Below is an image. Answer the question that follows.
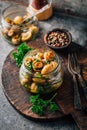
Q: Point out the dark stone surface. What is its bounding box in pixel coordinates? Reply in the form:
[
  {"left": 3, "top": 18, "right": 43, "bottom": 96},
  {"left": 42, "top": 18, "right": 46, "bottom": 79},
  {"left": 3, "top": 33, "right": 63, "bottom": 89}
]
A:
[{"left": 0, "top": 1, "right": 87, "bottom": 130}]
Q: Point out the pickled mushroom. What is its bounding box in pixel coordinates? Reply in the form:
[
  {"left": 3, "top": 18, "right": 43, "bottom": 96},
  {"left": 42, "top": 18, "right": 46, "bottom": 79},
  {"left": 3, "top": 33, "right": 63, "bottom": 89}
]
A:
[
  {"left": 11, "top": 25, "right": 21, "bottom": 34},
  {"left": 30, "top": 83, "right": 38, "bottom": 93},
  {"left": 36, "top": 52, "right": 44, "bottom": 59},
  {"left": 29, "top": 25, "right": 39, "bottom": 34},
  {"left": 41, "top": 63, "right": 53, "bottom": 75},
  {"left": 13, "top": 16, "right": 23, "bottom": 25},
  {"left": 32, "top": 77, "right": 45, "bottom": 84},
  {"left": 12, "top": 35, "right": 21, "bottom": 45},
  {"left": 5, "top": 17, "right": 13, "bottom": 24},
  {"left": 8, "top": 29, "right": 14, "bottom": 37},
  {"left": 51, "top": 61, "right": 58, "bottom": 70},
  {"left": 21, "top": 31, "right": 32, "bottom": 42},
  {"left": 44, "top": 51, "right": 55, "bottom": 61},
  {"left": 2, "top": 27, "right": 9, "bottom": 36},
  {"left": 20, "top": 78, "right": 29, "bottom": 86},
  {"left": 32, "top": 60, "right": 43, "bottom": 71},
  {"left": 24, "top": 57, "right": 33, "bottom": 67}
]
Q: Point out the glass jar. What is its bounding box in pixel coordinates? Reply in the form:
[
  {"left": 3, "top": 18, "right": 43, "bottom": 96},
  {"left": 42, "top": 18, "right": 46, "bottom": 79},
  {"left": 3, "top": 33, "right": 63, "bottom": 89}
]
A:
[
  {"left": 19, "top": 49, "right": 63, "bottom": 94},
  {"left": 29, "top": 0, "right": 51, "bottom": 10},
  {"left": 1, "top": 4, "right": 38, "bottom": 45},
  {"left": 27, "top": 0, "right": 53, "bottom": 20}
]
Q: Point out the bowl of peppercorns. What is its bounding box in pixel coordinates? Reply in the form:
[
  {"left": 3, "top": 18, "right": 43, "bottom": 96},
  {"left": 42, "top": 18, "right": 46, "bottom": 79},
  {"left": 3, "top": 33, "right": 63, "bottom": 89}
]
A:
[{"left": 44, "top": 28, "right": 72, "bottom": 49}]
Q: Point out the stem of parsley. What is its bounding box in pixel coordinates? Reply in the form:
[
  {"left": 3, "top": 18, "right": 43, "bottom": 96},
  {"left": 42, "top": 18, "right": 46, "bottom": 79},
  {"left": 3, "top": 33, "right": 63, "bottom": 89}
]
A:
[{"left": 47, "top": 92, "right": 57, "bottom": 103}]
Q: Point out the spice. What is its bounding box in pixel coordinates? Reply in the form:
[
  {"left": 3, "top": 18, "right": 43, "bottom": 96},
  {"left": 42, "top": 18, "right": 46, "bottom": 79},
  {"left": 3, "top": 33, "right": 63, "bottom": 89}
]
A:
[{"left": 47, "top": 31, "right": 69, "bottom": 47}]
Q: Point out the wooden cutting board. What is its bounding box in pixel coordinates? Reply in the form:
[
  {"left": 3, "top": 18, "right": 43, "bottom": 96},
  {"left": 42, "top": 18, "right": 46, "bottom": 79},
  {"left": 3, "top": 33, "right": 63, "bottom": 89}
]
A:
[{"left": 2, "top": 38, "right": 87, "bottom": 129}]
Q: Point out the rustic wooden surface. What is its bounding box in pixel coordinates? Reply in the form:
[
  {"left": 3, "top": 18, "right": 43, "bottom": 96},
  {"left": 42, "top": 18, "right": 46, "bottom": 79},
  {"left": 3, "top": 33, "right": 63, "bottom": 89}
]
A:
[{"left": 2, "top": 39, "right": 87, "bottom": 129}]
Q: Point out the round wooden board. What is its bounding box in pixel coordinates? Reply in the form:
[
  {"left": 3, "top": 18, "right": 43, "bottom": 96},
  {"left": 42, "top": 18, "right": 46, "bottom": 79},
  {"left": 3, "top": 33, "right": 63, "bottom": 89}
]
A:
[{"left": 2, "top": 38, "right": 87, "bottom": 122}]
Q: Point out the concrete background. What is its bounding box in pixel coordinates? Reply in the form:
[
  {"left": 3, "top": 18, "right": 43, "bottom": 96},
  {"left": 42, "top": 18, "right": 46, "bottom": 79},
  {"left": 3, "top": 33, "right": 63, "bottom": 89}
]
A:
[
  {"left": 1, "top": 0, "right": 87, "bottom": 18},
  {"left": 53, "top": 0, "right": 87, "bottom": 18},
  {"left": 0, "top": 1, "right": 87, "bottom": 130}
]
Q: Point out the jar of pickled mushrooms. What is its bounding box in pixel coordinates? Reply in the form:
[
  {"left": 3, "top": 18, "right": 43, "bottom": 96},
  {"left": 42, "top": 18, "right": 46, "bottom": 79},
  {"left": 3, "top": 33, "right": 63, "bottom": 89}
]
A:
[
  {"left": 1, "top": 4, "right": 38, "bottom": 45},
  {"left": 19, "top": 49, "right": 63, "bottom": 94}
]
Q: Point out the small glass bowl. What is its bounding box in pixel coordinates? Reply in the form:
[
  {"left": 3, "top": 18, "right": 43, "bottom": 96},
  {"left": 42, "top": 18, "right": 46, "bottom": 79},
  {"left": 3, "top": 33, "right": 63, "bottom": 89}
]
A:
[
  {"left": 1, "top": 4, "right": 38, "bottom": 45},
  {"left": 19, "top": 49, "right": 63, "bottom": 94}
]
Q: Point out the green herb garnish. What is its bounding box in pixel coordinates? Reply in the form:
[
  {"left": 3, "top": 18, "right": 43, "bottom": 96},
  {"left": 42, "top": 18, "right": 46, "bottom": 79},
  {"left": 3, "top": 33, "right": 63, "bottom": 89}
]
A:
[
  {"left": 13, "top": 43, "right": 33, "bottom": 67},
  {"left": 36, "top": 59, "right": 40, "bottom": 62},
  {"left": 49, "top": 102, "right": 59, "bottom": 112},
  {"left": 35, "top": 73, "right": 42, "bottom": 78},
  {"left": 27, "top": 62, "right": 32, "bottom": 71},
  {"left": 45, "top": 61, "right": 50, "bottom": 64},
  {"left": 30, "top": 93, "right": 59, "bottom": 116}
]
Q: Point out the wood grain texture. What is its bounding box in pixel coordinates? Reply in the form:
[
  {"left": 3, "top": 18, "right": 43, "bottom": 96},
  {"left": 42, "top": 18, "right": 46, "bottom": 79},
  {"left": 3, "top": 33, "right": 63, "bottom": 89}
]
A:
[
  {"left": 1, "top": 39, "right": 87, "bottom": 129},
  {"left": 1, "top": 39, "right": 64, "bottom": 120},
  {"left": 72, "top": 110, "right": 87, "bottom": 130}
]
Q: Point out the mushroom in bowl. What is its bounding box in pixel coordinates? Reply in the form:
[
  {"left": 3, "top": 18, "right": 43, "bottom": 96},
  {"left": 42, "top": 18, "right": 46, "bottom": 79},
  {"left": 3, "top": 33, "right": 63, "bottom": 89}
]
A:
[{"left": 44, "top": 28, "right": 72, "bottom": 49}]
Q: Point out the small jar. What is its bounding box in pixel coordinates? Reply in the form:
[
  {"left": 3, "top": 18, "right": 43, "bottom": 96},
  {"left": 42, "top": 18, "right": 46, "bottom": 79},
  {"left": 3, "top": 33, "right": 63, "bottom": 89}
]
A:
[
  {"left": 27, "top": 0, "right": 53, "bottom": 20},
  {"left": 1, "top": 4, "right": 38, "bottom": 45},
  {"left": 19, "top": 49, "right": 63, "bottom": 94},
  {"left": 29, "top": 0, "right": 49, "bottom": 10}
]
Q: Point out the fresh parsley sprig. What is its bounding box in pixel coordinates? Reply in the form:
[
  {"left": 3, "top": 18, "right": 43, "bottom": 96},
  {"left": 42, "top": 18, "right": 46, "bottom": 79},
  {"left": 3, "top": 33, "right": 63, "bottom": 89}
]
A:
[
  {"left": 30, "top": 93, "right": 59, "bottom": 116},
  {"left": 13, "top": 43, "right": 33, "bottom": 67}
]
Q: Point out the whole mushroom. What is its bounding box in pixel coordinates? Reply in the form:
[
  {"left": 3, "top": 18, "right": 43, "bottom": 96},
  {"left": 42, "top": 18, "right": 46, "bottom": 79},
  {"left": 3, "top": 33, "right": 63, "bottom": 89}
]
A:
[
  {"left": 12, "top": 35, "right": 21, "bottom": 45},
  {"left": 21, "top": 31, "right": 32, "bottom": 42},
  {"left": 13, "top": 16, "right": 23, "bottom": 25},
  {"left": 2, "top": 27, "right": 9, "bottom": 36}
]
